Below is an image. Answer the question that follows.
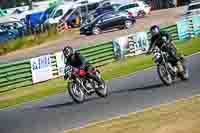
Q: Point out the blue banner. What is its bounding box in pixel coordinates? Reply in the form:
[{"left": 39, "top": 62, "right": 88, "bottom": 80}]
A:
[
  {"left": 192, "top": 15, "right": 200, "bottom": 35},
  {"left": 177, "top": 19, "right": 190, "bottom": 40}
]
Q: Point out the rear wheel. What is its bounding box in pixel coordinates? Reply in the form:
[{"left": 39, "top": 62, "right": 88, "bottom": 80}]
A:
[
  {"left": 179, "top": 62, "right": 189, "bottom": 80},
  {"left": 157, "top": 64, "right": 173, "bottom": 86},
  {"left": 68, "top": 81, "right": 85, "bottom": 103}
]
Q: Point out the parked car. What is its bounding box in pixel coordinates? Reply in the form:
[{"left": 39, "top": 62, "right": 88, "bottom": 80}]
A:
[
  {"left": 186, "top": 1, "right": 200, "bottom": 15},
  {"left": 45, "top": 3, "right": 74, "bottom": 25},
  {"left": 91, "top": 2, "right": 115, "bottom": 18},
  {"left": 0, "top": 28, "right": 14, "bottom": 44},
  {"left": 112, "top": 2, "right": 148, "bottom": 18},
  {"left": 46, "top": 0, "right": 104, "bottom": 26},
  {"left": 80, "top": 11, "right": 136, "bottom": 35},
  {"left": 59, "top": 0, "right": 106, "bottom": 28},
  {"left": 0, "top": 20, "right": 27, "bottom": 43}
]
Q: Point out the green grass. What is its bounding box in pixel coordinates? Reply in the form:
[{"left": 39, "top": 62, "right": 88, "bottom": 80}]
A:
[
  {"left": 0, "top": 79, "right": 66, "bottom": 108},
  {"left": 0, "top": 37, "right": 200, "bottom": 109}
]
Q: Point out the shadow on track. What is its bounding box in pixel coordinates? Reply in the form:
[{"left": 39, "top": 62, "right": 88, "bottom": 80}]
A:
[
  {"left": 38, "top": 83, "right": 164, "bottom": 110},
  {"left": 111, "top": 83, "right": 164, "bottom": 94}
]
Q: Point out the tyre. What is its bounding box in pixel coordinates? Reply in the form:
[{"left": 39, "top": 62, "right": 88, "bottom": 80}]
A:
[
  {"left": 124, "top": 20, "right": 133, "bottom": 29},
  {"left": 137, "top": 10, "right": 146, "bottom": 18},
  {"left": 95, "top": 80, "right": 108, "bottom": 97},
  {"left": 68, "top": 81, "right": 85, "bottom": 103},
  {"left": 157, "top": 64, "right": 173, "bottom": 86},
  {"left": 92, "top": 26, "right": 101, "bottom": 35},
  {"left": 94, "top": 71, "right": 108, "bottom": 97},
  {"left": 180, "top": 62, "right": 189, "bottom": 80}
]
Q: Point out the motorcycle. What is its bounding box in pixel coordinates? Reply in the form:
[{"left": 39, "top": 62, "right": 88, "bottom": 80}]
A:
[
  {"left": 152, "top": 45, "right": 189, "bottom": 86},
  {"left": 65, "top": 66, "right": 108, "bottom": 103}
]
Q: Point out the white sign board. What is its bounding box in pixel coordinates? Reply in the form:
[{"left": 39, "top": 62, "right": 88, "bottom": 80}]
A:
[
  {"left": 55, "top": 51, "right": 65, "bottom": 76},
  {"left": 113, "top": 32, "right": 149, "bottom": 58},
  {"left": 31, "top": 55, "right": 53, "bottom": 83}
]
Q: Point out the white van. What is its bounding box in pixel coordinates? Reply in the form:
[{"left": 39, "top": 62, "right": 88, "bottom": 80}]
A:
[
  {"left": 46, "top": 2, "right": 75, "bottom": 25},
  {"left": 46, "top": 0, "right": 104, "bottom": 25}
]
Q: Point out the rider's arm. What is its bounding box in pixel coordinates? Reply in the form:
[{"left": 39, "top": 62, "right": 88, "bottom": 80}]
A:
[
  {"left": 147, "top": 37, "right": 155, "bottom": 54},
  {"left": 76, "top": 52, "right": 90, "bottom": 67},
  {"left": 64, "top": 58, "right": 71, "bottom": 80},
  {"left": 161, "top": 31, "right": 172, "bottom": 42}
]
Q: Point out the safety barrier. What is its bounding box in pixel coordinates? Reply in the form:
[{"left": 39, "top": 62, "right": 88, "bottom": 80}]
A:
[
  {"left": 0, "top": 59, "right": 32, "bottom": 92},
  {"left": 78, "top": 41, "right": 114, "bottom": 67},
  {"left": 0, "top": 14, "right": 199, "bottom": 91},
  {"left": 0, "top": 41, "right": 114, "bottom": 91}
]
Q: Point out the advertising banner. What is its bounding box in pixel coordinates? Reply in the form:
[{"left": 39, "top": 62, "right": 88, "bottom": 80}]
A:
[
  {"left": 55, "top": 51, "right": 65, "bottom": 76},
  {"left": 113, "top": 35, "right": 128, "bottom": 59},
  {"left": 192, "top": 15, "right": 200, "bottom": 35},
  {"left": 130, "top": 32, "right": 149, "bottom": 56},
  {"left": 176, "top": 19, "right": 190, "bottom": 40},
  {"left": 113, "top": 32, "right": 149, "bottom": 59},
  {"left": 31, "top": 55, "right": 53, "bottom": 83}
]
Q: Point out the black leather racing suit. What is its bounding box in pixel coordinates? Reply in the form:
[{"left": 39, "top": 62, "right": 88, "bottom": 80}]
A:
[
  {"left": 148, "top": 31, "right": 179, "bottom": 66},
  {"left": 64, "top": 52, "right": 102, "bottom": 84}
]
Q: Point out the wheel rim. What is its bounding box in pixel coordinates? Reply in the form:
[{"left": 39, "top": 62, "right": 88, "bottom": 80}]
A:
[
  {"left": 93, "top": 27, "right": 100, "bottom": 35},
  {"left": 99, "top": 82, "right": 107, "bottom": 93},
  {"left": 138, "top": 11, "right": 145, "bottom": 17},
  {"left": 72, "top": 84, "right": 83, "bottom": 100},
  {"left": 160, "top": 65, "right": 172, "bottom": 82},
  {"left": 125, "top": 21, "right": 132, "bottom": 28}
]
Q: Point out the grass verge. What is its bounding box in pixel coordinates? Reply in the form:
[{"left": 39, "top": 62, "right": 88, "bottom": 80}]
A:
[
  {"left": 0, "top": 29, "right": 79, "bottom": 56},
  {"left": 65, "top": 95, "right": 200, "bottom": 133},
  {"left": 0, "top": 37, "right": 200, "bottom": 109}
]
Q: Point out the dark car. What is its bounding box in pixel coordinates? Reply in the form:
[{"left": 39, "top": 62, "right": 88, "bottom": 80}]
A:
[
  {"left": 0, "top": 21, "right": 26, "bottom": 44},
  {"left": 80, "top": 11, "right": 136, "bottom": 35},
  {"left": 92, "top": 3, "right": 115, "bottom": 18}
]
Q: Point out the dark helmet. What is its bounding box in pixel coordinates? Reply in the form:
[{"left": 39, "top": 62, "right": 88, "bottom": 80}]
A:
[
  {"left": 150, "top": 25, "right": 160, "bottom": 36},
  {"left": 63, "top": 46, "right": 74, "bottom": 58}
]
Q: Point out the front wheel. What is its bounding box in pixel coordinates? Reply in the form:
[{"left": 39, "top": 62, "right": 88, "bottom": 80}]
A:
[
  {"left": 95, "top": 80, "right": 108, "bottom": 97},
  {"left": 179, "top": 62, "right": 189, "bottom": 80},
  {"left": 94, "top": 71, "right": 108, "bottom": 97},
  {"left": 157, "top": 64, "right": 173, "bottom": 86},
  {"left": 68, "top": 81, "right": 85, "bottom": 103}
]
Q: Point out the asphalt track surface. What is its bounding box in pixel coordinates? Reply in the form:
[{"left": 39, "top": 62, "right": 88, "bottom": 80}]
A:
[{"left": 0, "top": 53, "right": 200, "bottom": 133}]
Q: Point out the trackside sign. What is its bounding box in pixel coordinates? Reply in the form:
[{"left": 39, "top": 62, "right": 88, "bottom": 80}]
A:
[{"left": 30, "top": 55, "right": 53, "bottom": 83}]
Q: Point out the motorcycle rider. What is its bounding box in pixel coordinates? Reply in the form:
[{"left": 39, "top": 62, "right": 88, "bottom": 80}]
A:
[
  {"left": 63, "top": 46, "right": 102, "bottom": 86},
  {"left": 147, "top": 25, "right": 184, "bottom": 73}
]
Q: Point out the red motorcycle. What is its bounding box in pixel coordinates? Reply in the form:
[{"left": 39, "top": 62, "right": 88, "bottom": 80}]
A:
[{"left": 65, "top": 66, "right": 108, "bottom": 103}]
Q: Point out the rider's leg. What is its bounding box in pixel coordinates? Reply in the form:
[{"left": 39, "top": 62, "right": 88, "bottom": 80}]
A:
[
  {"left": 86, "top": 72, "right": 102, "bottom": 85},
  {"left": 167, "top": 46, "right": 184, "bottom": 72}
]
